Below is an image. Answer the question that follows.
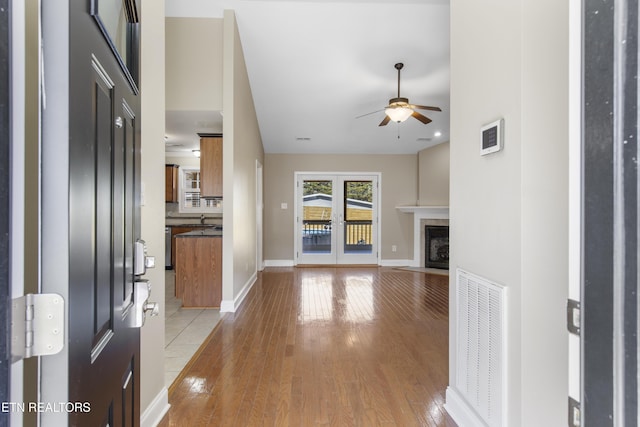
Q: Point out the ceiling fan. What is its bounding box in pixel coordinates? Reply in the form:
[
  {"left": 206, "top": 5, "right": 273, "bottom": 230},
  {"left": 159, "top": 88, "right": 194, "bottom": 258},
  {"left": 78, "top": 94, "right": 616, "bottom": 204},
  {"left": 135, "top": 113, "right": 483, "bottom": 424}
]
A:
[{"left": 359, "top": 63, "right": 441, "bottom": 126}]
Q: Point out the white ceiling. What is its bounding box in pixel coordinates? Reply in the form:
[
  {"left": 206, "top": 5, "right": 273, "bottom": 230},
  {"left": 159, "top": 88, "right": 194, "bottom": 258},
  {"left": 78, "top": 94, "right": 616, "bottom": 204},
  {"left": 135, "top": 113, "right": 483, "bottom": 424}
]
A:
[{"left": 165, "top": 0, "right": 450, "bottom": 156}]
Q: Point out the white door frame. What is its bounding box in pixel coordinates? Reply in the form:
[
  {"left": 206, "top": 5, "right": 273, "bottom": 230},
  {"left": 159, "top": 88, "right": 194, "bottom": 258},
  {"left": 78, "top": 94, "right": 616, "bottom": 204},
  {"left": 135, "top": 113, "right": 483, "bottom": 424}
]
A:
[
  {"left": 256, "top": 160, "right": 264, "bottom": 271},
  {"left": 567, "top": 0, "right": 581, "bottom": 411},
  {"left": 294, "top": 171, "right": 381, "bottom": 265}
]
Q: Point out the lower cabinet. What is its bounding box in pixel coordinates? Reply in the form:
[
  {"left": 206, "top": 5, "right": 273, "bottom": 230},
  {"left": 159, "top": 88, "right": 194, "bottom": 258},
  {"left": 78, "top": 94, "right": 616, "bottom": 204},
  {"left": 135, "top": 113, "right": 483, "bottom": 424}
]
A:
[
  {"left": 170, "top": 226, "right": 194, "bottom": 268},
  {"left": 170, "top": 225, "right": 213, "bottom": 267},
  {"left": 175, "top": 236, "right": 222, "bottom": 308}
]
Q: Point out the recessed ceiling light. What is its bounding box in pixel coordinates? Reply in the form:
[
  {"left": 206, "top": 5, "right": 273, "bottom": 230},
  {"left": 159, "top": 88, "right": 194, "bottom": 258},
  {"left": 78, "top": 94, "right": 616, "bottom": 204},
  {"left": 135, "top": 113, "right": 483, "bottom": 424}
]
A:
[{"left": 434, "top": 131, "right": 442, "bottom": 137}]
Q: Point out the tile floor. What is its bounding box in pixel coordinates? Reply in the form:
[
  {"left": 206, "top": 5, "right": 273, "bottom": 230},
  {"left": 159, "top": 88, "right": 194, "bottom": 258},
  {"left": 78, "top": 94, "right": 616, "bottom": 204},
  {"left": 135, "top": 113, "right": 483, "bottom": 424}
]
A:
[{"left": 164, "top": 270, "right": 222, "bottom": 387}]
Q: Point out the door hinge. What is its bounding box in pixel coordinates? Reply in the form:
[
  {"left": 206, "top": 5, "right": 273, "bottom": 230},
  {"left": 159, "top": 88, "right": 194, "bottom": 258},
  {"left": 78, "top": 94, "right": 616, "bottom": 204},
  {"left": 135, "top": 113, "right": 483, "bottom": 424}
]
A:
[
  {"left": 11, "top": 293, "right": 65, "bottom": 362},
  {"left": 568, "top": 396, "right": 580, "bottom": 427},
  {"left": 567, "top": 299, "right": 580, "bottom": 335}
]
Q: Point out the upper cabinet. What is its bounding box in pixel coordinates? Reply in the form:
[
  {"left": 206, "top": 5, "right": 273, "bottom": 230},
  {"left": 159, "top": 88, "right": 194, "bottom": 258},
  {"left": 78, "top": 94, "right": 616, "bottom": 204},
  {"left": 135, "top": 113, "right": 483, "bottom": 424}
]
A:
[
  {"left": 200, "top": 137, "right": 223, "bottom": 198},
  {"left": 165, "top": 164, "right": 179, "bottom": 203}
]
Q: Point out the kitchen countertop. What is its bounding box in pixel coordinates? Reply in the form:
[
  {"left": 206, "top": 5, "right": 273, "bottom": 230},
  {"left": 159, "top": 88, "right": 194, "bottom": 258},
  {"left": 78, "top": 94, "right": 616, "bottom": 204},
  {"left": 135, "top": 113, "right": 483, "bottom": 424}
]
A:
[{"left": 175, "top": 228, "right": 223, "bottom": 238}]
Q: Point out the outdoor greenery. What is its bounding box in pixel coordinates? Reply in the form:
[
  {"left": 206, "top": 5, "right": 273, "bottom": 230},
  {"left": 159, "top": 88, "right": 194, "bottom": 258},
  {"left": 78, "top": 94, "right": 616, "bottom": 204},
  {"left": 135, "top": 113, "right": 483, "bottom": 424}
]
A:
[{"left": 303, "top": 181, "right": 372, "bottom": 202}]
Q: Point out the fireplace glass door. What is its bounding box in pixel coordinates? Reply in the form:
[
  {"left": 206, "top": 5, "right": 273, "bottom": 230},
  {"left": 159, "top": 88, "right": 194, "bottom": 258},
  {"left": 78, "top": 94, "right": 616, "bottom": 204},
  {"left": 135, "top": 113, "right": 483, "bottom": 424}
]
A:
[{"left": 296, "top": 174, "right": 378, "bottom": 265}]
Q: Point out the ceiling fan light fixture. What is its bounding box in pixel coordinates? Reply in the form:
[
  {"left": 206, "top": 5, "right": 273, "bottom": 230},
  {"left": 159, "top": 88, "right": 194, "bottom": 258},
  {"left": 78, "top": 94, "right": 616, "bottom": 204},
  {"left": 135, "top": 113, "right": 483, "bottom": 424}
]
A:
[
  {"left": 358, "top": 64, "right": 441, "bottom": 127},
  {"left": 385, "top": 106, "right": 413, "bottom": 123}
]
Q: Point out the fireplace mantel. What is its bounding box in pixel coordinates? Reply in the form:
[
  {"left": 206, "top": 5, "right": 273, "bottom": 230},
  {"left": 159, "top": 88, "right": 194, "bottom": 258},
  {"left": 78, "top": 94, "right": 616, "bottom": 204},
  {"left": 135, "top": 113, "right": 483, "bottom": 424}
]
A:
[
  {"left": 396, "top": 205, "right": 449, "bottom": 217},
  {"left": 396, "top": 205, "right": 449, "bottom": 267}
]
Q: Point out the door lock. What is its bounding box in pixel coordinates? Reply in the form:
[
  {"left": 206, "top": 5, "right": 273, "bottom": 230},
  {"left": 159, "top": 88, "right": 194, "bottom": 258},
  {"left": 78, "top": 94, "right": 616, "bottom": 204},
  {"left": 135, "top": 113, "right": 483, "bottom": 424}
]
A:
[
  {"left": 132, "top": 280, "right": 159, "bottom": 327},
  {"left": 134, "top": 239, "right": 155, "bottom": 276}
]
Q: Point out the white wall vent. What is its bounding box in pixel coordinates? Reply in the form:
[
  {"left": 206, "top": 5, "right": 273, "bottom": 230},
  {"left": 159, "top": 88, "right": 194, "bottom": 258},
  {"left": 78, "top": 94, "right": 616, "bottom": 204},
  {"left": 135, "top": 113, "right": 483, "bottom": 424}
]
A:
[{"left": 455, "top": 268, "right": 506, "bottom": 427}]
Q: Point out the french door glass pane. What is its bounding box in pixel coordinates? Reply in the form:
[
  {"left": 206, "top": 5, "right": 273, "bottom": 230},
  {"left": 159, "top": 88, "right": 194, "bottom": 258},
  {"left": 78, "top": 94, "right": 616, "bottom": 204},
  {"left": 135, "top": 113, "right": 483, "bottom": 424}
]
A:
[
  {"left": 302, "top": 180, "right": 333, "bottom": 254},
  {"left": 343, "top": 181, "right": 373, "bottom": 254}
]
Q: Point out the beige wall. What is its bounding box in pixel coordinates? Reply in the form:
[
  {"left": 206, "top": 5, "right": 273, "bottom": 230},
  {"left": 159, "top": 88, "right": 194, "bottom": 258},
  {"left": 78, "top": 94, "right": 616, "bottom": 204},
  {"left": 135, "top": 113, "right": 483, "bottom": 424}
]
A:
[
  {"left": 448, "top": 0, "right": 568, "bottom": 425},
  {"left": 140, "top": 0, "right": 167, "bottom": 420},
  {"left": 222, "top": 11, "right": 265, "bottom": 307},
  {"left": 165, "top": 17, "right": 223, "bottom": 111},
  {"left": 263, "top": 154, "right": 417, "bottom": 262},
  {"left": 418, "top": 141, "right": 449, "bottom": 206}
]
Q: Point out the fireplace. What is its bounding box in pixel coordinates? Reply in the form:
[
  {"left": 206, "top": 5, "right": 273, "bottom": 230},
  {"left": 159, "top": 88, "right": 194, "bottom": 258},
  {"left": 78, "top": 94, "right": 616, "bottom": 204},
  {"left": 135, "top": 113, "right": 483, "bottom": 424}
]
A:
[{"left": 425, "top": 226, "right": 449, "bottom": 269}]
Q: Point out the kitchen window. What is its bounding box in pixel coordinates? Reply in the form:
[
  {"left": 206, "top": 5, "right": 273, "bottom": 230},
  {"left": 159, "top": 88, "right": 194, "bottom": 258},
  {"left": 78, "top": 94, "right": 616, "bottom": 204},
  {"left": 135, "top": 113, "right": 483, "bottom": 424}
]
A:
[{"left": 179, "top": 168, "right": 220, "bottom": 213}]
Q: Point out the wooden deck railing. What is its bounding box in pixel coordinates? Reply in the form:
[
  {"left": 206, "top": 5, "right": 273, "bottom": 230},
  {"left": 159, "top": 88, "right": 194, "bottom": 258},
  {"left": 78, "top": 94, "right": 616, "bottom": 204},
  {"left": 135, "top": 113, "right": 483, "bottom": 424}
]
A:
[{"left": 302, "top": 220, "right": 372, "bottom": 245}]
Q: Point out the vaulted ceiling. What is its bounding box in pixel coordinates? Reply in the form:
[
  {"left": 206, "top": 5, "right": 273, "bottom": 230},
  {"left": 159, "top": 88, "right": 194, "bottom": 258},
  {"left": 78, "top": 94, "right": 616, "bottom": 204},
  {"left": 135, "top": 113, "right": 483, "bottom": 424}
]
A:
[{"left": 165, "top": 0, "right": 450, "bottom": 155}]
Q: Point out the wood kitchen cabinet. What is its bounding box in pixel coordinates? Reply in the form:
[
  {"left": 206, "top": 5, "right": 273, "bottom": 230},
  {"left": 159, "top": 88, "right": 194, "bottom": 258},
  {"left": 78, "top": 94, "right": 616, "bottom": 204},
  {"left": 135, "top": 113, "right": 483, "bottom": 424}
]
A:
[
  {"left": 175, "top": 234, "right": 222, "bottom": 307},
  {"left": 200, "top": 136, "right": 223, "bottom": 198},
  {"left": 170, "top": 226, "right": 197, "bottom": 268},
  {"left": 165, "top": 164, "right": 179, "bottom": 203}
]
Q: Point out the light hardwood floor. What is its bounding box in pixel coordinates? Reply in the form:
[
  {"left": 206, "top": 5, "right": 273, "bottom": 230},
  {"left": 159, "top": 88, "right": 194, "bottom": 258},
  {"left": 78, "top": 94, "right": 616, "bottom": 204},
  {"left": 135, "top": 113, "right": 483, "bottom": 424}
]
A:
[{"left": 159, "top": 267, "right": 456, "bottom": 427}]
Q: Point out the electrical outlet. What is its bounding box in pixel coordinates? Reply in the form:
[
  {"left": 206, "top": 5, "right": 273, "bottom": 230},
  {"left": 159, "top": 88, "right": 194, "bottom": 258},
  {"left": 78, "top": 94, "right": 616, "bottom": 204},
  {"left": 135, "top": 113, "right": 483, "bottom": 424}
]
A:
[{"left": 391, "top": 245, "right": 397, "bottom": 252}]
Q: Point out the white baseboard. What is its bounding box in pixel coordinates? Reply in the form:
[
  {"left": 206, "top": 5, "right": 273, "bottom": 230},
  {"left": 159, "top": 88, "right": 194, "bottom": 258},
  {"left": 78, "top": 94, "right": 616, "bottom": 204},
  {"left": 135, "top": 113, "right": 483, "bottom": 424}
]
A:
[
  {"left": 444, "top": 386, "right": 488, "bottom": 427},
  {"left": 140, "top": 387, "right": 170, "bottom": 427},
  {"left": 220, "top": 300, "right": 235, "bottom": 312},
  {"left": 264, "top": 259, "right": 294, "bottom": 267},
  {"left": 379, "top": 259, "right": 412, "bottom": 267},
  {"left": 220, "top": 271, "right": 257, "bottom": 312}
]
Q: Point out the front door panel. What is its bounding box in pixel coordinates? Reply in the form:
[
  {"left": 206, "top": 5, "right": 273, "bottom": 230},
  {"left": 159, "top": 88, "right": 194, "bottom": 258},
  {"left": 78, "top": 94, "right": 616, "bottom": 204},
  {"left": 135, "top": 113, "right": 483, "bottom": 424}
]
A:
[{"left": 67, "top": 2, "right": 141, "bottom": 425}]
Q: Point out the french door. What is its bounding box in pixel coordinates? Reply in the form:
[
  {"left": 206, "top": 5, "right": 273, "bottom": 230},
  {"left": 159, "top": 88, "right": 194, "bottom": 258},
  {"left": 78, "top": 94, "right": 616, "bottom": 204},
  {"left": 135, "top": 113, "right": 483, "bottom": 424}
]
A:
[{"left": 296, "top": 173, "right": 379, "bottom": 265}]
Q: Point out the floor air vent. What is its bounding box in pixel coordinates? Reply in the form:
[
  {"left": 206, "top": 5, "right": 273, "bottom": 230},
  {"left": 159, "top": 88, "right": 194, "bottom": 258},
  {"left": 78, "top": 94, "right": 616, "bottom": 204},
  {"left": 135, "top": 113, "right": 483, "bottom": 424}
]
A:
[{"left": 455, "top": 268, "right": 506, "bottom": 427}]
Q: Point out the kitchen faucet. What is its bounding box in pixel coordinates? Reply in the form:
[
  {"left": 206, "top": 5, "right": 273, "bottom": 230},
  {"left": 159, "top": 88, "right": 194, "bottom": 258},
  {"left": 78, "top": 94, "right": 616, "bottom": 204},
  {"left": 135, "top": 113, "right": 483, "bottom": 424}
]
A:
[{"left": 200, "top": 214, "right": 205, "bottom": 224}]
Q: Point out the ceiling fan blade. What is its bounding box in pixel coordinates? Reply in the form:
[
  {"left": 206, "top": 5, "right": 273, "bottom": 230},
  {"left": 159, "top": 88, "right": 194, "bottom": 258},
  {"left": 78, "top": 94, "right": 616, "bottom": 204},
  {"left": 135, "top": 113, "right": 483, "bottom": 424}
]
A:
[
  {"left": 356, "top": 109, "right": 385, "bottom": 119},
  {"left": 412, "top": 111, "right": 432, "bottom": 124},
  {"left": 378, "top": 115, "right": 391, "bottom": 126},
  {"left": 411, "top": 104, "right": 442, "bottom": 112}
]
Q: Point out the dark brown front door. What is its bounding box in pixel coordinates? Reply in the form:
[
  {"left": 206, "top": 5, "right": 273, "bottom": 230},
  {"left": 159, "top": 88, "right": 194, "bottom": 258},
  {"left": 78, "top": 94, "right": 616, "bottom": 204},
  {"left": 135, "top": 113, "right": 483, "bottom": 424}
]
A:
[
  {"left": 582, "top": 0, "right": 639, "bottom": 424},
  {"left": 41, "top": 1, "right": 142, "bottom": 425},
  {"left": 69, "top": 2, "right": 141, "bottom": 425}
]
